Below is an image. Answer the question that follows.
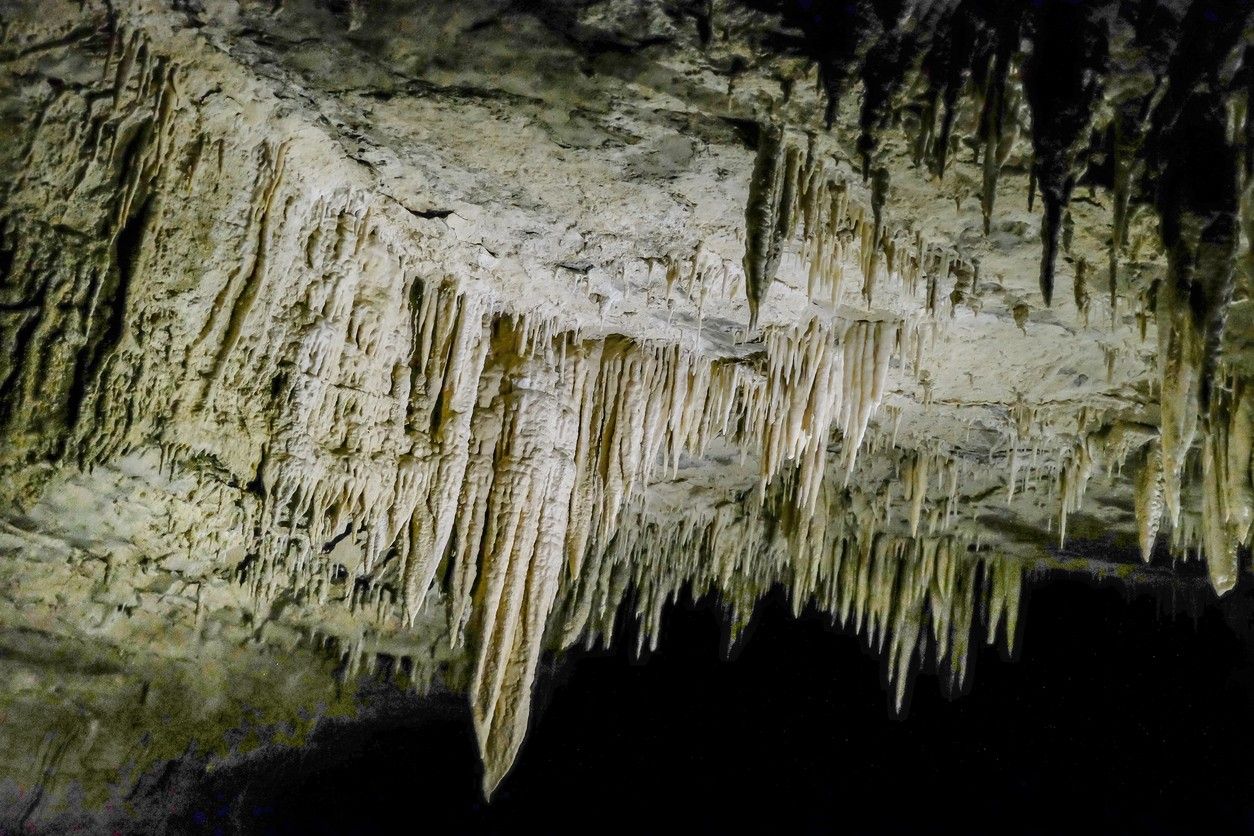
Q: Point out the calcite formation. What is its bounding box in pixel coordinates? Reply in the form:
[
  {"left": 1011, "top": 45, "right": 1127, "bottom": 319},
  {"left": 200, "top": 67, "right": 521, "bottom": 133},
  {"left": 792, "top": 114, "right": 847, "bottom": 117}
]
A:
[{"left": 0, "top": 0, "right": 1250, "bottom": 824}]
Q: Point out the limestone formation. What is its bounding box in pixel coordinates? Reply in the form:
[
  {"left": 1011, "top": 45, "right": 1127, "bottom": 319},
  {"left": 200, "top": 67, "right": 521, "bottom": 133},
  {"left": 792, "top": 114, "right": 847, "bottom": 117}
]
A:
[{"left": 0, "top": 0, "right": 1250, "bottom": 826}]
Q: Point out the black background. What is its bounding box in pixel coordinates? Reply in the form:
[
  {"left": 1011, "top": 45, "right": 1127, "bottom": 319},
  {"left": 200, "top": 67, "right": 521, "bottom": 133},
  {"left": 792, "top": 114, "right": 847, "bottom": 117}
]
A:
[{"left": 179, "top": 574, "right": 1254, "bottom": 835}]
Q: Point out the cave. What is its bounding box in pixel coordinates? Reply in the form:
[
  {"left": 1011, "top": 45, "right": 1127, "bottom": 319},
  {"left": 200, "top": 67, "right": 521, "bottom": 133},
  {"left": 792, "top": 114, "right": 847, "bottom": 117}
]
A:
[{"left": 0, "top": 0, "right": 1252, "bottom": 832}]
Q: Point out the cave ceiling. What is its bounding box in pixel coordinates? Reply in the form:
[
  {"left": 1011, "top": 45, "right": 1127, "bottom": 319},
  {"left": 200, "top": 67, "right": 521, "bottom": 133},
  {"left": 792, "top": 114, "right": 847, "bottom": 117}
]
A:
[{"left": 0, "top": 0, "right": 1251, "bottom": 822}]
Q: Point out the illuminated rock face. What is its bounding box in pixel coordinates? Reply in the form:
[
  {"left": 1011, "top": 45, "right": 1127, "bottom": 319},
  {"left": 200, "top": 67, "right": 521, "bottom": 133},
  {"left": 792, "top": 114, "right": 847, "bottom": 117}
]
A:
[{"left": 0, "top": 0, "right": 1250, "bottom": 820}]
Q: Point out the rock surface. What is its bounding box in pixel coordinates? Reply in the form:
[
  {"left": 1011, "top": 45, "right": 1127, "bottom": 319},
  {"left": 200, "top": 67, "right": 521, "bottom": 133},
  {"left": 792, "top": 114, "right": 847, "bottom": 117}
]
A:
[{"left": 0, "top": 0, "right": 1250, "bottom": 822}]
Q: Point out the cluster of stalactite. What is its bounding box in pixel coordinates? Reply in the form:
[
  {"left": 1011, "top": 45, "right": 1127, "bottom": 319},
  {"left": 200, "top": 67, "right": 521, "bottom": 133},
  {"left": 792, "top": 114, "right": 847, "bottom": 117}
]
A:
[
  {"left": 3, "top": 0, "right": 1251, "bottom": 807},
  {"left": 742, "top": 124, "right": 981, "bottom": 319},
  {"left": 559, "top": 467, "right": 1023, "bottom": 714},
  {"left": 1124, "top": 380, "right": 1254, "bottom": 591},
  {"left": 251, "top": 304, "right": 919, "bottom": 791},
  {"left": 749, "top": 0, "right": 1248, "bottom": 319},
  {"left": 0, "top": 23, "right": 952, "bottom": 794},
  {"left": 740, "top": 0, "right": 1254, "bottom": 587},
  {"left": 1042, "top": 393, "right": 1254, "bottom": 592}
]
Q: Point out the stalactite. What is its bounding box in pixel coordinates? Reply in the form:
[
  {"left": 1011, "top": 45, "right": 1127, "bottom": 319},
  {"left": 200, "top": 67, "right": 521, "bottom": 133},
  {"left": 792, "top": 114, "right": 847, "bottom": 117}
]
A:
[
  {"left": 838, "top": 319, "right": 897, "bottom": 477},
  {"left": 918, "top": 7, "right": 979, "bottom": 182},
  {"left": 1057, "top": 437, "right": 1094, "bottom": 549},
  {"left": 1023, "top": 1, "right": 1111, "bottom": 307},
  {"left": 1201, "top": 420, "right": 1238, "bottom": 594},
  {"left": 978, "top": 13, "right": 1021, "bottom": 236},
  {"left": 1072, "top": 257, "right": 1091, "bottom": 327},
  {"left": 1107, "top": 44, "right": 1163, "bottom": 327},
  {"left": 742, "top": 124, "right": 801, "bottom": 328},
  {"left": 864, "top": 166, "right": 891, "bottom": 306},
  {"left": 1134, "top": 439, "right": 1164, "bottom": 563},
  {"left": 906, "top": 450, "right": 929, "bottom": 538}
]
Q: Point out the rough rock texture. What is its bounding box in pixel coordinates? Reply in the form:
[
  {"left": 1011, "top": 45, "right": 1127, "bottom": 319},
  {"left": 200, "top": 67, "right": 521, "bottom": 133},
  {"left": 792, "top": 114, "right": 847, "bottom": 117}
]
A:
[{"left": 0, "top": 0, "right": 1250, "bottom": 823}]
